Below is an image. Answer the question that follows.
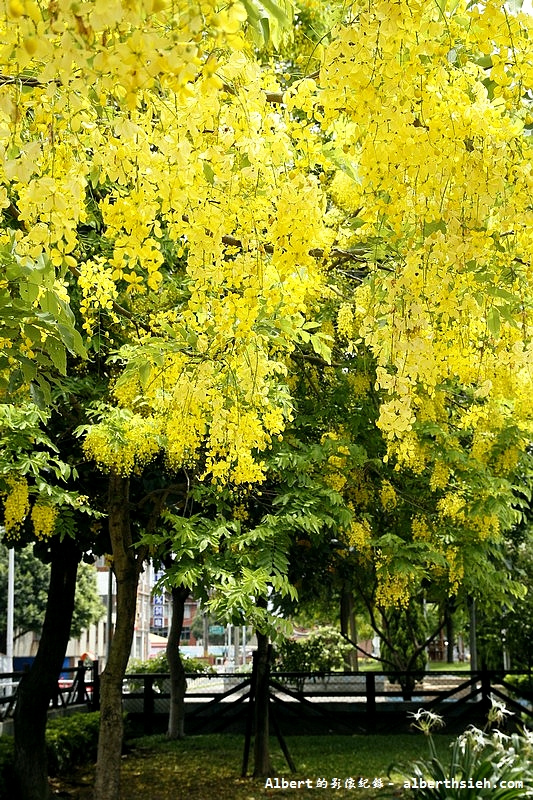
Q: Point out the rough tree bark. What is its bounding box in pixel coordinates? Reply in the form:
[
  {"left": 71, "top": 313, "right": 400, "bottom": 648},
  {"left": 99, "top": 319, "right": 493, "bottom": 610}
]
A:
[
  {"left": 253, "top": 631, "right": 273, "bottom": 778},
  {"left": 93, "top": 474, "right": 146, "bottom": 800},
  {"left": 166, "top": 584, "right": 190, "bottom": 739},
  {"left": 14, "top": 535, "right": 80, "bottom": 800}
]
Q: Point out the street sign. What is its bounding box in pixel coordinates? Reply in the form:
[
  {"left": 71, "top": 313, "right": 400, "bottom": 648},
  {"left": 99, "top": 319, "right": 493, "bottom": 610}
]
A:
[{"left": 209, "top": 625, "right": 225, "bottom": 635}]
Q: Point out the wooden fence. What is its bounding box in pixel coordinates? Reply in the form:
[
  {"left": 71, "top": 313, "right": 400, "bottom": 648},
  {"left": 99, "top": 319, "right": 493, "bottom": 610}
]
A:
[
  {"left": 1, "top": 665, "right": 532, "bottom": 737},
  {"left": 0, "top": 661, "right": 97, "bottom": 723},
  {"left": 120, "top": 669, "right": 533, "bottom": 736}
]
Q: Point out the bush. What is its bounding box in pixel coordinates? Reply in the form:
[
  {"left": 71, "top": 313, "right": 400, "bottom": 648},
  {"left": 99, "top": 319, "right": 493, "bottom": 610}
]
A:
[
  {"left": 127, "top": 652, "right": 214, "bottom": 675},
  {"left": 126, "top": 652, "right": 215, "bottom": 692},
  {"left": 46, "top": 711, "right": 101, "bottom": 776},
  {"left": 0, "top": 711, "right": 101, "bottom": 795},
  {"left": 0, "top": 736, "right": 14, "bottom": 800},
  {"left": 504, "top": 673, "right": 533, "bottom": 700},
  {"left": 274, "top": 626, "right": 353, "bottom": 674},
  {"left": 273, "top": 626, "right": 353, "bottom": 691}
]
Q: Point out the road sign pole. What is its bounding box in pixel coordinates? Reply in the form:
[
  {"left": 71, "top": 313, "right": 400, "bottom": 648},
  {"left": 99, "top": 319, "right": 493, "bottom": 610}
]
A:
[{"left": 6, "top": 548, "right": 15, "bottom": 671}]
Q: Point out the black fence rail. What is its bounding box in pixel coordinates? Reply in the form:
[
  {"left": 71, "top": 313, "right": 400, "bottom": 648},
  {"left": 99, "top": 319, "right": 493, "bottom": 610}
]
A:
[
  {"left": 1, "top": 667, "right": 531, "bottom": 735},
  {"left": 0, "top": 661, "right": 97, "bottom": 723},
  {"left": 120, "top": 669, "right": 533, "bottom": 736}
]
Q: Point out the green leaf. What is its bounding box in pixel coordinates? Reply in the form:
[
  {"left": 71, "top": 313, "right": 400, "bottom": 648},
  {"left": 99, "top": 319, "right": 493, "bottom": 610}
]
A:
[
  {"left": 139, "top": 361, "right": 151, "bottom": 387},
  {"left": 56, "top": 323, "right": 86, "bottom": 357},
  {"left": 202, "top": 161, "right": 215, "bottom": 185},
  {"left": 29, "top": 381, "right": 47, "bottom": 409},
  {"left": 47, "top": 339, "right": 67, "bottom": 374},
  {"left": 310, "top": 332, "right": 332, "bottom": 364},
  {"left": 487, "top": 307, "right": 501, "bottom": 338},
  {"left": 259, "top": 0, "right": 292, "bottom": 27},
  {"left": 259, "top": 15, "right": 270, "bottom": 44},
  {"left": 322, "top": 143, "right": 359, "bottom": 183}
]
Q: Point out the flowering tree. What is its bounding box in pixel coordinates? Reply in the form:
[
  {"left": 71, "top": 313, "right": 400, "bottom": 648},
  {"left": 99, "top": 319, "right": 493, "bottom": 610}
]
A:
[{"left": 1, "top": 0, "right": 533, "bottom": 797}]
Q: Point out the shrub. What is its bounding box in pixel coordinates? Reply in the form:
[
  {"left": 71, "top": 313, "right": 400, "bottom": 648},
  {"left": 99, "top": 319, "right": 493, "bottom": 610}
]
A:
[
  {"left": 0, "top": 736, "right": 14, "bottom": 800},
  {"left": 0, "top": 711, "right": 101, "bottom": 795},
  {"left": 274, "top": 626, "right": 353, "bottom": 674},
  {"left": 46, "top": 711, "right": 101, "bottom": 776},
  {"left": 273, "top": 626, "right": 354, "bottom": 691},
  {"left": 504, "top": 673, "right": 533, "bottom": 700},
  {"left": 126, "top": 652, "right": 214, "bottom": 692}
]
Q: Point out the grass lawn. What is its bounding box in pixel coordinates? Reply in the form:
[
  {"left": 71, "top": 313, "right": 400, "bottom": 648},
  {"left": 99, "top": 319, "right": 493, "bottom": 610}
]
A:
[
  {"left": 426, "top": 661, "right": 470, "bottom": 672},
  {"left": 354, "top": 659, "right": 471, "bottom": 672},
  {"left": 53, "top": 732, "right": 456, "bottom": 799}
]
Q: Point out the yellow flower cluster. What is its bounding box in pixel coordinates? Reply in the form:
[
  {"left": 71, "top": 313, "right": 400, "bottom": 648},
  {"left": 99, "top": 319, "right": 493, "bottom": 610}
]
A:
[
  {"left": 429, "top": 461, "right": 450, "bottom": 492},
  {"left": 411, "top": 515, "right": 432, "bottom": 543},
  {"left": 493, "top": 446, "right": 521, "bottom": 476},
  {"left": 31, "top": 502, "right": 58, "bottom": 539},
  {"left": 386, "top": 433, "right": 427, "bottom": 475},
  {"left": 78, "top": 257, "right": 119, "bottom": 332},
  {"left": 329, "top": 171, "right": 362, "bottom": 216},
  {"left": 446, "top": 547, "right": 464, "bottom": 595},
  {"left": 324, "top": 470, "right": 347, "bottom": 493},
  {"left": 347, "top": 372, "right": 370, "bottom": 398},
  {"left": 336, "top": 303, "right": 355, "bottom": 342},
  {"left": 346, "top": 469, "right": 373, "bottom": 508},
  {"left": 379, "top": 480, "right": 397, "bottom": 511},
  {"left": 232, "top": 503, "right": 249, "bottom": 522},
  {"left": 469, "top": 514, "right": 500, "bottom": 541},
  {"left": 317, "top": 0, "right": 533, "bottom": 456},
  {"left": 83, "top": 414, "right": 161, "bottom": 475},
  {"left": 0, "top": 0, "right": 334, "bottom": 486},
  {"left": 375, "top": 554, "right": 411, "bottom": 609},
  {"left": 437, "top": 493, "right": 466, "bottom": 522},
  {"left": 345, "top": 517, "right": 372, "bottom": 558},
  {"left": 3, "top": 477, "right": 29, "bottom": 538}
]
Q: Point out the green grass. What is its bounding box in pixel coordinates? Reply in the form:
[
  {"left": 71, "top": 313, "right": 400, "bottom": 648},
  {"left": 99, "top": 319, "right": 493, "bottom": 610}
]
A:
[
  {"left": 354, "top": 659, "right": 471, "bottom": 672},
  {"left": 426, "top": 661, "right": 470, "bottom": 672},
  {"left": 53, "top": 732, "right": 456, "bottom": 799}
]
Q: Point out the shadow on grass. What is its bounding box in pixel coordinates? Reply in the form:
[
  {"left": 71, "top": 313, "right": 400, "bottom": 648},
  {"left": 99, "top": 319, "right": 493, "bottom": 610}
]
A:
[{"left": 51, "top": 732, "right": 455, "bottom": 799}]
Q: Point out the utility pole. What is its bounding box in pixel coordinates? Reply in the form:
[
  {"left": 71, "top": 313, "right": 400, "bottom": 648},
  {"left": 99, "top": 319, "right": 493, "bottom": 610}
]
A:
[
  {"left": 106, "top": 566, "right": 114, "bottom": 665},
  {"left": 6, "top": 548, "right": 14, "bottom": 671},
  {"left": 202, "top": 610, "right": 209, "bottom": 659}
]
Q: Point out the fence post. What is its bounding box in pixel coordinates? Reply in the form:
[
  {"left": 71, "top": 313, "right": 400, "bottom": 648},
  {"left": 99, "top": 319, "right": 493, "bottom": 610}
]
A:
[
  {"left": 52, "top": 676, "right": 60, "bottom": 708},
  {"left": 144, "top": 675, "right": 155, "bottom": 735},
  {"left": 481, "top": 668, "right": 491, "bottom": 715},
  {"left": 366, "top": 673, "right": 376, "bottom": 732},
  {"left": 92, "top": 660, "right": 100, "bottom": 711},
  {"left": 76, "top": 660, "right": 86, "bottom": 705}
]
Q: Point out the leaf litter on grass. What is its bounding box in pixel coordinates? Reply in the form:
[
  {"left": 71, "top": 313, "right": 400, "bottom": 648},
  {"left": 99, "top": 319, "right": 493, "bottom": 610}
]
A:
[{"left": 51, "top": 733, "right": 453, "bottom": 799}]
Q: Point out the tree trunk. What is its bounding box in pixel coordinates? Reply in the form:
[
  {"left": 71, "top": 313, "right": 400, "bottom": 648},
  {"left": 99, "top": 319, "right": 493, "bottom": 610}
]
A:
[
  {"left": 340, "top": 587, "right": 358, "bottom": 671},
  {"left": 94, "top": 475, "right": 142, "bottom": 800},
  {"left": 253, "top": 631, "right": 272, "bottom": 778},
  {"left": 14, "top": 535, "right": 80, "bottom": 800},
  {"left": 469, "top": 596, "right": 478, "bottom": 672},
  {"left": 167, "top": 585, "right": 189, "bottom": 739},
  {"left": 445, "top": 606, "right": 454, "bottom": 664}
]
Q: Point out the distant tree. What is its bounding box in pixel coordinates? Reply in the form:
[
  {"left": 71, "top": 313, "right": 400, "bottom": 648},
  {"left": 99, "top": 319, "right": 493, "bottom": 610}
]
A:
[
  {"left": 379, "top": 600, "right": 429, "bottom": 701},
  {"left": 0, "top": 543, "right": 104, "bottom": 652},
  {"left": 0, "top": 543, "right": 48, "bottom": 650}
]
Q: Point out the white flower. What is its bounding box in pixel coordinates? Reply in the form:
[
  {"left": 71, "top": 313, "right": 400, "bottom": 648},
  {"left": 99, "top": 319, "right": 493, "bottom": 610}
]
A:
[
  {"left": 409, "top": 708, "right": 444, "bottom": 734},
  {"left": 488, "top": 696, "right": 513, "bottom": 726}
]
